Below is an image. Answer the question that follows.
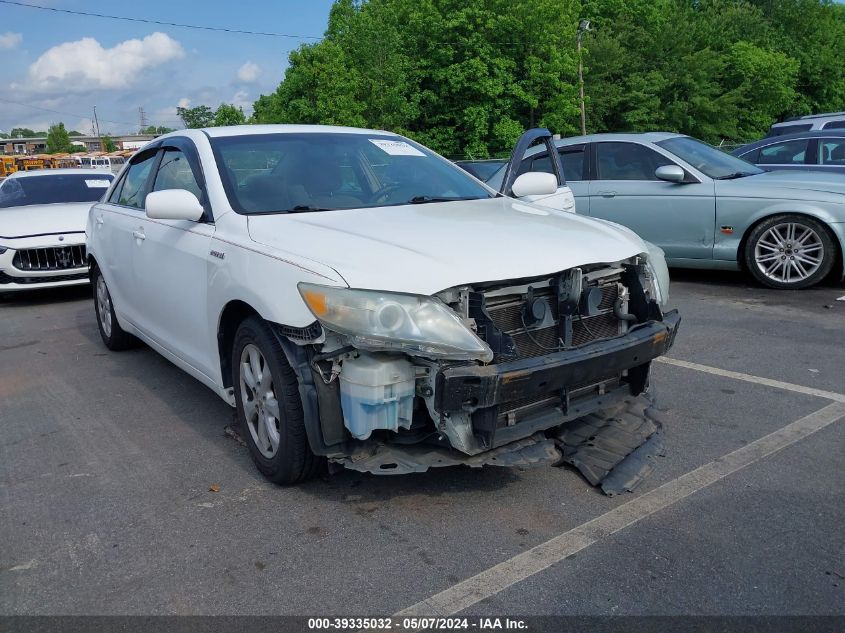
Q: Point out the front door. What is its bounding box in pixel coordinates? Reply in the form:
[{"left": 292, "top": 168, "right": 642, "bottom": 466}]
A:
[
  {"left": 586, "top": 141, "right": 716, "bottom": 260},
  {"left": 131, "top": 141, "right": 215, "bottom": 376},
  {"left": 94, "top": 148, "right": 159, "bottom": 325}
]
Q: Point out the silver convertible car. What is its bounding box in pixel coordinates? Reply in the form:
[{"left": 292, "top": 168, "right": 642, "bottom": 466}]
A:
[{"left": 489, "top": 133, "right": 845, "bottom": 289}]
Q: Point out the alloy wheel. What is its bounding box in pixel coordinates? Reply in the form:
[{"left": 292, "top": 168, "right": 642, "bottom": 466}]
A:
[
  {"left": 96, "top": 275, "right": 113, "bottom": 338},
  {"left": 754, "top": 222, "right": 824, "bottom": 285},
  {"left": 239, "top": 343, "right": 282, "bottom": 458}
]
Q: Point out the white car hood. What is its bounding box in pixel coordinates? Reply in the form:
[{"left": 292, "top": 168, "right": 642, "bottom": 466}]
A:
[
  {"left": 0, "top": 203, "right": 92, "bottom": 239},
  {"left": 247, "top": 197, "right": 646, "bottom": 295}
]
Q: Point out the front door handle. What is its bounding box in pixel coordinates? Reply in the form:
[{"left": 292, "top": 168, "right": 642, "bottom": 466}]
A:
[
  {"left": 132, "top": 229, "right": 146, "bottom": 241},
  {"left": 95, "top": 216, "right": 104, "bottom": 226},
  {"left": 597, "top": 190, "right": 617, "bottom": 198}
]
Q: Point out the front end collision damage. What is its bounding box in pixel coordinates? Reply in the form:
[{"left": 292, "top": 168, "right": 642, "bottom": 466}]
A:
[{"left": 268, "top": 258, "right": 680, "bottom": 492}]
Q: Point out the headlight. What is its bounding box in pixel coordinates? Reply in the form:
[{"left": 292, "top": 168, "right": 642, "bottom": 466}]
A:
[
  {"left": 642, "top": 242, "right": 670, "bottom": 308},
  {"left": 298, "top": 283, "right": 494, "bottom": 362}
]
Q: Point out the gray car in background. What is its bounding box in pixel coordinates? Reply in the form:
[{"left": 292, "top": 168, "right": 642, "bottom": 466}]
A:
[
  {"left": 489, "top": 132, "right": 845, "bottom": 289},
  {"left": 730, "top": 130, "right": 845, "bottom": 175}
]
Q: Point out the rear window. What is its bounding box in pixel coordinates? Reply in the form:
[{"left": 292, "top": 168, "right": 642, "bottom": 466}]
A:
[{"left": 0, "top": 174, "right": 114, "bottom": 209}]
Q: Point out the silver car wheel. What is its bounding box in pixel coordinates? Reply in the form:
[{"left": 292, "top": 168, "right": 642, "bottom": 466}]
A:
[
  {"left": 96, "top": 275, "right": 113, "bottom": 338},
  {"left": 754, "top": 222, "right": 824, "bottom": 285},
  {"left": 239, "top": 343, "right": 282, "bottom": 458}
]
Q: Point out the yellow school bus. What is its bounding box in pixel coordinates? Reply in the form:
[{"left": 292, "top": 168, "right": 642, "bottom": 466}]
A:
[
  {"left": 0, "top": 156, "right": 17, "bottom": 178},
  {"left": 16, "top": 156, "right": 46, "bottom": 171}
]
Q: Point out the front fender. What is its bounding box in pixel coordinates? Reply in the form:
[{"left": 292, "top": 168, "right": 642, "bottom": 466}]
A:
[{"left": 715, "top": 198, "right": 845, "bottom": 275}]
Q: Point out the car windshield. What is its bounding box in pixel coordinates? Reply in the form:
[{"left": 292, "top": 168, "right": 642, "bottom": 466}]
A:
[
  {"left": 656, "top": 136, "right": 763, "bottom": 179},
  {"left": 210, "top": 132, "right": 493, "bottom": 214},
  {"left": 0, "top": 173, "right": 114, "bottom": 209}
]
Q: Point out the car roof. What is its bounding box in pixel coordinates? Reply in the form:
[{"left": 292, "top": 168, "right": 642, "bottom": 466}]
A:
[
  {"left": 158, "top": 124, "right": 399, "bottom": 141},
  {"left": 733, "top": 129, "right": 845, "bottom": 153},
  {"left": 773, "top": 112, "right": 845, "bottom": 123},
  {"left": 8, "top": 168, "right": 113, "bottom": 179},
  {"left": 555, "top": 132, "right": 686, "bottom": 145}
]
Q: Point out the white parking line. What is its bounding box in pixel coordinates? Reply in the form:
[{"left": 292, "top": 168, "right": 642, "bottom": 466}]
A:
[
  {"left": 655, "top": 357, "right": 845, "bottom": 403},
  {"left": 396, "top": 401, "right": 845, "bottom": 617}
]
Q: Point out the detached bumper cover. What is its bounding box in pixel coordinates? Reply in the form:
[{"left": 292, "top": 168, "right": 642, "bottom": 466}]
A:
[{"left": 435, "top": 310, "right": 681, "bottom": 413}]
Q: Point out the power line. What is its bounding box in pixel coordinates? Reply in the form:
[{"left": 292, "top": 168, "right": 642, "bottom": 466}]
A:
[
  {"left": 0, "top": 97, "right": 181, "bottom": 129},
  {"left": 0, "top": 0, "right": 323, "bottom": 40}
]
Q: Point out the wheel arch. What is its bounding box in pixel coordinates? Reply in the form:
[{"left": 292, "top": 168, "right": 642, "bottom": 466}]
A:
[
  {"left": 217, "top": 300, "right": 261, "bottom": 390},
  {"left": 737, "top": 211, "right": 843, "bottom": 278}
]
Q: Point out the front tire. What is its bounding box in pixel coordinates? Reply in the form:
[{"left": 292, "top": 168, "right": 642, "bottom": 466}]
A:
[
  {"left": 231, "top": 316, "right": 322, "bottom": 484},
  {"left": 93, "top": 266, "right": 137, "bottom": 350},
  {"left": 744, "top": 214, "right": 835, "bottom": 289}
]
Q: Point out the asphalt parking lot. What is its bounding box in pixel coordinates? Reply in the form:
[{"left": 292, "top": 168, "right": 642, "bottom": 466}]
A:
[{"left": 1, "top": 270, "right": 844, "bottom": 617}]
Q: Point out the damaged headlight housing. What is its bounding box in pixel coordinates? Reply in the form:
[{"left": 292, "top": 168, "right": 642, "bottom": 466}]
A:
[
  {"left": 298, "top": 283, "right": 494, "bottom": 362},
  {"left": 642, "top": 242, "right": 670, "bottom": 308}
]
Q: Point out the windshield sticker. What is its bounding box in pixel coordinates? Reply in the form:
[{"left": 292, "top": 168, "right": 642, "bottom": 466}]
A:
[
  {"left": 85, "top": 179, "right": 111, "bottom": 188},
  {"left": 368, "top": 139, "right": 426, "bottom": 157}
]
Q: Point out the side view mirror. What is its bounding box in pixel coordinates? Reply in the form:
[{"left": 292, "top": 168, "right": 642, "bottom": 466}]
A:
[
  {"left": 511, "top": 172, "right": 558, "bottom": 197},
  {"left": 146, "top": 189, "right": 204, "bottom": 221},
  {"left": 655, "top": 165, "right": 686, "bottom": 183}
]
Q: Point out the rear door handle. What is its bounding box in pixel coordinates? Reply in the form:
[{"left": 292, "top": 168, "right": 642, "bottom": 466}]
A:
[
  {"left": 132, "top": 229, "right": 146, "bottom": 241},
  {"left": 95, "top": 216, "right": 104, "bottom": 226},
  {"left": 597, "top": 190, "right": 617, "bottom": 198}
]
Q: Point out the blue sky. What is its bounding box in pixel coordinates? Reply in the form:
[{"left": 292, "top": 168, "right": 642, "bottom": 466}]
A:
[{"left": 0, "top": 0, "right": 336, "bottom": 135}]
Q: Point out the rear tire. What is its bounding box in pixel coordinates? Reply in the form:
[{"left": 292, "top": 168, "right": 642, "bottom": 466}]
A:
[
  {"left": 744, "top": 214, "right": 835, "bottom": 289},
  {"left": 231, "top": 316, "right": 322, "bottom": 484},
  {"left": 93, "top": 266, "right": 137, "bottom": 350}
]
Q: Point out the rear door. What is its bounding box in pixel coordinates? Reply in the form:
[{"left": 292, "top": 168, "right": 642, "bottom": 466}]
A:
[
  {"left": 586, "top": 141, "right": 716, "bottom": 260},
  {"left": 131, "top": 137, "right": 215, "bottom": 376}
]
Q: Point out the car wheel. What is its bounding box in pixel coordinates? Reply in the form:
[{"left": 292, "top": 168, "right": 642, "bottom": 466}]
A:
[
  {"left": 93, "top": 267, "right": 137, "bottom": 350},
  {"left": 744, "top": 214, "right": 836, "bottom": 289},
  {"left": 232, "top": 316, "right": 323, "bottom": 484}
]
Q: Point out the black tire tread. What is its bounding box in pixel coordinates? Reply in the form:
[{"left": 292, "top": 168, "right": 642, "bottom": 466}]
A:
[
  {"left": 232, "top": 316, "right": 322, "bottom": 484},
  {"left": 93, "top": 266, "right": 137, "bottom": 350}
]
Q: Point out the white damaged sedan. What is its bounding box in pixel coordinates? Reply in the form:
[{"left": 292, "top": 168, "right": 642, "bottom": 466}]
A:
[
  {"left": 0, "top": 169, "right": 113, "bottom": 291},
  {"left": 87, "top": 125, "right": 679, "bottom": 484}
]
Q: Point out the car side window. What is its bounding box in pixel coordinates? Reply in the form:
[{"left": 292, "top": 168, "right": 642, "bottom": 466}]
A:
[
  {"left": 151, "top": 148, "right": 203, "bottom": 200},
  {"left": 528, "top": 147, "right": 586, "bottom": 182},
  {"left": 595, "top": 142, "right": 672, "bottom": 181},
  {"left": 117, "top": 151, "right": 157, "bottom": 209},
  {"left": 757, "top": 139, "right": 809, "bottom": 165},
  {"left": 821, "top": 120, "right": 845, "bottom": 130},
  {"left": 820, "top": 139, "right": 845, "bottom": 165},
  {"left": 107, "top": 172, "right": 128, "bottom": 204}
]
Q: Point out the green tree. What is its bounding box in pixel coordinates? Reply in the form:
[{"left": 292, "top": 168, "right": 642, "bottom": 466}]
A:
[
  {"left": 176, "top": 105, "right": 215, "bottom": 128},
  {"left": 213, "top": 104, "right": 247, "bottom": 126},
  {"left": 140, "top": 125, "right": 175, "bottom": 135},
  {"left": 101, "top": 135, "right": 118, "bottom": 152},
  {"left": 46, "top": 123, "right": 72, "bottom": 153},
  {"left": 10, "top": 127, "right": 39, "bottom": 138}
]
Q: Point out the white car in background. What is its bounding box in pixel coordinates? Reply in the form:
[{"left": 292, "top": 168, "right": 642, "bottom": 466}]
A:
[
  {"left": 87, "top": 125, "right": 679, "bottom": 485},
  {"left": 0, "top": 169, "right": 114, "bottom": 292}
]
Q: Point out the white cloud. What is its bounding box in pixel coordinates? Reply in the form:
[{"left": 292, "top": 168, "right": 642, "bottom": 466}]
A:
[
  {"left": 17, "top": 32, "right": 184, "bottom": 94},
  {"left": 237, "top": 61, "right": 260, "bottom": 83},
  {"left": 177, "top": 97, "right": 191, "bottom": 109},
  {"left": 0, "top": 32, "right": 22, "bottom": 50},
  {"left": 231, "top": 89, "right": 253, "bottom": 114}
]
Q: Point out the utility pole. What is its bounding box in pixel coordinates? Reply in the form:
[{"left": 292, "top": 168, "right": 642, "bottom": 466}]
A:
[
  {"left": 93, "top": 106, "right": 102, "bottom": 150},
  {"left": 139, "top": 107, "right": 149, "bottom": 133},
  {"left": 577, "top": 19, "right": 592, "bottom": 136}
]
